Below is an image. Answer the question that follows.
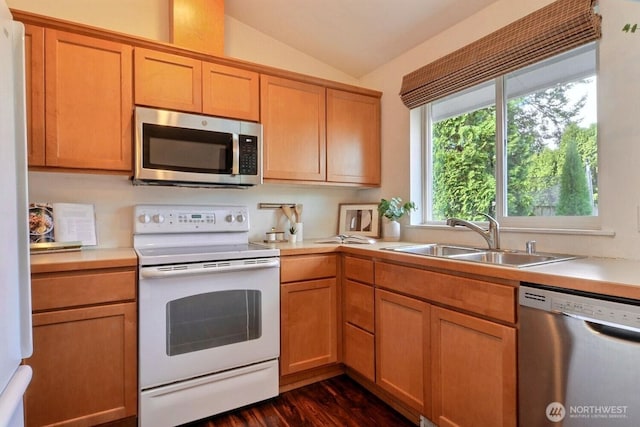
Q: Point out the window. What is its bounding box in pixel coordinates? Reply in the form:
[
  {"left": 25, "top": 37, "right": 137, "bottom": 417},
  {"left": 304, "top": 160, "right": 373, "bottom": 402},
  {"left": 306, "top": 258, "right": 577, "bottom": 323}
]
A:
[{"left": 413, "top": 43, "right": 598, "bottom": 229}]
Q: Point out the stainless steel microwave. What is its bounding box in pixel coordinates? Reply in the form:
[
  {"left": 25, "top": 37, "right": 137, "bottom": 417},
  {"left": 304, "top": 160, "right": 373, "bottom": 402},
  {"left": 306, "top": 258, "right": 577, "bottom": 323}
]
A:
[{"left": 133, "top": 107, "right": 262, "bottom": 188}]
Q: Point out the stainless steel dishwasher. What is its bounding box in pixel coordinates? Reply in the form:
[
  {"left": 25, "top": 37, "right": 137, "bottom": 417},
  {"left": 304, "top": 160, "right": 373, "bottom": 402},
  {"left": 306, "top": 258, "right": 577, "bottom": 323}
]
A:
[{"left": 519, "top": 283, "right": 640, "bottom": 426}]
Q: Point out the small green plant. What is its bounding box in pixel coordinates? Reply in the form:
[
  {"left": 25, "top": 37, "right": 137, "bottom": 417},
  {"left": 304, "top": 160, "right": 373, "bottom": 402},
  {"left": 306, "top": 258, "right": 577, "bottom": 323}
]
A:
[
  {"left": 378, "top": 197, "right": 416, "bottom": 222},
  {"left": 289, "top": 225, "right": 297, "bottom": 235}
]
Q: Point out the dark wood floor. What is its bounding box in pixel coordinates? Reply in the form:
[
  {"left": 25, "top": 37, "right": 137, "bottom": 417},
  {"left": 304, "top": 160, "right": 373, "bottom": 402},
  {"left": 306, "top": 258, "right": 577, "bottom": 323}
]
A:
[{"left": 183, "top": 375, "right": 416, "bottom": 427}]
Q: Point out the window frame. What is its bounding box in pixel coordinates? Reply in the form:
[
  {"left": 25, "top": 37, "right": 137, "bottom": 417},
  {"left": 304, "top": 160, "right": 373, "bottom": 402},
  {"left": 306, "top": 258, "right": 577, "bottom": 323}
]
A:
[{"left": 411, "top": 45, "right": 600, "bottom": 231}]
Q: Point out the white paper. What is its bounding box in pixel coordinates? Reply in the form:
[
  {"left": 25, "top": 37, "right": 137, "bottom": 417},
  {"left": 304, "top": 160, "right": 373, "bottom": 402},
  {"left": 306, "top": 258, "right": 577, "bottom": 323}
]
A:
[{"left": 52, "top": 203, "right": 97, "bottom": 246}]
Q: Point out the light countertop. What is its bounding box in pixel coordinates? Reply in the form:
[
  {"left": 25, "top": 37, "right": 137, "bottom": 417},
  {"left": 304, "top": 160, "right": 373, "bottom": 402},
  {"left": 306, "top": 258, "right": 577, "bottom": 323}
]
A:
[
  {"left": 265, "top": 240, "right": 640, "bottom": 300},
  {"left": 29, "top": 242, "right": 640, "bottom": 300}
]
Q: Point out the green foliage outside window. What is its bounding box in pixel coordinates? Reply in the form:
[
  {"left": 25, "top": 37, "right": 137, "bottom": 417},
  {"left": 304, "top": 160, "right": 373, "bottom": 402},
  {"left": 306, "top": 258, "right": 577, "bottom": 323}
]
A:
[{"left": 431, "top": 80, "right": 597, "bottom": 220}]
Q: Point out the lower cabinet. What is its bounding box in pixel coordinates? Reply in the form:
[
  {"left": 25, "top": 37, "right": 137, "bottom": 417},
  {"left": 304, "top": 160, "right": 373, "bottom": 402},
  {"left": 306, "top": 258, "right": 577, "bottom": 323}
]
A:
[
  {"left": 280, "top": 254, "right": 339, "bottom": 379},
  {"left": 431, "top": 306, "right": 517, "bottom": 427},
  {"left": 375, "top": 288, "right": 431, "bottom": 418},
  {"left": 280, "top": 278, "right": 338, "bottom": 375},
  {"left": 25, "top": 268, "right": 137, "bottom": 427}
]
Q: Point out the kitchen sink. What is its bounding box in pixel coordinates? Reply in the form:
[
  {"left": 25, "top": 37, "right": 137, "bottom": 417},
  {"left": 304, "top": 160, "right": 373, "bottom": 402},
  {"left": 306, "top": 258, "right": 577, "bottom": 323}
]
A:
[
  {"left": 447, "top": 250, "right": 578, "bottom": 267},
  {"left": 383, "top": 244, "right": 577, "bottom": 268},
  {"left": 383, "top": 243, "right": 484, "bottom": 257}
]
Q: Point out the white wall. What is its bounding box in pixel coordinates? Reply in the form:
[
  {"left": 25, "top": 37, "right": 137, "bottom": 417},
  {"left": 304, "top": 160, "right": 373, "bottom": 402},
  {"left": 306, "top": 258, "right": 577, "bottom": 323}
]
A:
[
  {"left": 360, "top": 0, "right": 640, "bottom": 260},
  {"left": 8, "top": 0, "right": 369, "bottom": 247}
]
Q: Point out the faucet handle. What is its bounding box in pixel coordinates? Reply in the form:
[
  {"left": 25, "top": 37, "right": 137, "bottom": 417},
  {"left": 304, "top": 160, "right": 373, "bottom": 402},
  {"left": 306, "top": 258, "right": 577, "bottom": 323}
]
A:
[{"left": 525, "top": 240, "right": 536, "bottom": 254}]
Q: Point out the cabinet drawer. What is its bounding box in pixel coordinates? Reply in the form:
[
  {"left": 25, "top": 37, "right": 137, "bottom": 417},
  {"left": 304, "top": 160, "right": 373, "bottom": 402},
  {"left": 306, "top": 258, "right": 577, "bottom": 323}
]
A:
[
  {"left": 344, "top": 256, "right": 374, "bottom": 284},
  {"left": 344, "top": 323, "right": 374, "bottom": 382},
  {"left": 31, "top": 269, "right": 136, "bottom": 311},
  {"left": 344, "top": 279, "right": 374, "bottom": 332},
  {"left": 375, "top": 262, "right": 516, "bottom": 323},
  {"left": 281, "top": 254, "right": 337, "bottom": 283}
]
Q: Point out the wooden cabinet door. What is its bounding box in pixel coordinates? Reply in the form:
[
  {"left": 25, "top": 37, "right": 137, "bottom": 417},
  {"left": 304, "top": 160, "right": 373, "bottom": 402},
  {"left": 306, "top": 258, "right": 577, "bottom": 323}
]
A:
[
  {"left": 24, "top": 24, "right": 45, "bottom": 166},
  {"left": 280, "top": 278, "right": 338, "bottom": 375},
  {"left": 375, "top": 289, "right": 431, "bottom": 416},
  {"left": 134, "top": 47, "right": 202, "bottom": 112},
  {"left": 260, "top": 75, "right": 326, "bottom": 181},
  {"left": 431, "top": 306, "right": 517, "bottom": 427},
  {"left": 45, "top": 30, "right": 132, "bottom": 171},
  {"left": 326, "top": 89, "right": 380, "bottom": 185},
  {"left": 202, "top": 62, "right": 259, "bottom": 121},
  {"left": 24, "top": 302, "right": 137, "bottom": 427}
]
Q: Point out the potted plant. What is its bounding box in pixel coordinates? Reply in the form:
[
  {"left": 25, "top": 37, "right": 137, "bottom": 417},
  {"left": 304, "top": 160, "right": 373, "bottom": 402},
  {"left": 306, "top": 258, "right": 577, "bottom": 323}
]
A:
[{"left": 377, "top": 197, "right": 416, "bottom": 241}]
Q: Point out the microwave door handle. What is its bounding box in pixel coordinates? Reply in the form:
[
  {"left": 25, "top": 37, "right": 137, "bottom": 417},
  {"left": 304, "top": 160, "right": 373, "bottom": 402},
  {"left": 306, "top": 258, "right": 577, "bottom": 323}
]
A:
[{"left": 231, "top": 134, "right": 240, "bottom": 175}]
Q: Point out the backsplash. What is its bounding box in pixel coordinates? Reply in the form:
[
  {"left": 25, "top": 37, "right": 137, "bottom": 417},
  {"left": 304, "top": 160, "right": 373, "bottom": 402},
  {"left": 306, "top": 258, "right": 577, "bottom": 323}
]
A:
[{"left": 28, "top": 171, "right": 373, "bottom": 248}]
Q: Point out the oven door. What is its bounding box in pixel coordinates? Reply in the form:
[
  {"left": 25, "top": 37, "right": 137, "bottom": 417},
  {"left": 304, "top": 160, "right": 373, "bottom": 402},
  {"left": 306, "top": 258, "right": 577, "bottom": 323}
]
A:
[{"left": 138, "top": 257, "right": 280, "bottom": 390}]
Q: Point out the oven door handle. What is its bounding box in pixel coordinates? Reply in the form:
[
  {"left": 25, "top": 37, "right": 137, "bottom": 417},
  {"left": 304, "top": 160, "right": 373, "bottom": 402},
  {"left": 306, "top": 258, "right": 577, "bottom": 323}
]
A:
[{"left": 140, "top": 258, "right": 280, "bottom": 279}]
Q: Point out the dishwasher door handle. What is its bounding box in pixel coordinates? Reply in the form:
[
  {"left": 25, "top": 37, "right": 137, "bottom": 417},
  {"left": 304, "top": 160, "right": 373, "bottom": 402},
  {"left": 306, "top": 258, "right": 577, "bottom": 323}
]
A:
[
  {"left": 561, "top": 311, "right": 640, "bottom": 343},
  {"left": 585, "top": 321, "right": 640, "bottom": 343}
]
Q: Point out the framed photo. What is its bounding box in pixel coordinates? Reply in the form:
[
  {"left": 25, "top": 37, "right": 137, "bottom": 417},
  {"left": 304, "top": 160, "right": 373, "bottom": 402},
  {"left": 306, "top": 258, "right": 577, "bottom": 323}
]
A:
[{"left": 338, "top": 203, "right": 379, "bottom": 237}]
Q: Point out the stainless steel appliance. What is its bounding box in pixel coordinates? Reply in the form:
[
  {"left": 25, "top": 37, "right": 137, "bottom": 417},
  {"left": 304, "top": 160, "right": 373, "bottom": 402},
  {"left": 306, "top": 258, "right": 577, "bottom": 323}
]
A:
[
  {"left": 519, "top": 283, "right": 640, "bottom": 426},
  {"left": 133, "top": 107, "right": 262, "bottom": 188},
  {"left": 134, "top": 204, "right": 280, "bottom": 427},
  {"left": 0, "top": 3, "right": 33, "bottom": 426}
]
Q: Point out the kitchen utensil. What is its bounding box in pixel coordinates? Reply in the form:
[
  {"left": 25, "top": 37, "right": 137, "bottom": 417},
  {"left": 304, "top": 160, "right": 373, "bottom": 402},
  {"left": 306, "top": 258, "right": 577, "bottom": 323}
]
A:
[
  {"left": 281, "top": 205, "right": 295, "bottom": 223},
  {"left": 294, "top": 204, "right": 303, "bottom": 222}
]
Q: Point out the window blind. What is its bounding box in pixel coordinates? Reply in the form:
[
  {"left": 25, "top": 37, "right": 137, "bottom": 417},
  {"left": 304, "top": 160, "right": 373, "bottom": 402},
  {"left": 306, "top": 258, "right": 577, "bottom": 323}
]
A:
[{"left": 400, "top": 0, "right": 601, "bottom": 109}]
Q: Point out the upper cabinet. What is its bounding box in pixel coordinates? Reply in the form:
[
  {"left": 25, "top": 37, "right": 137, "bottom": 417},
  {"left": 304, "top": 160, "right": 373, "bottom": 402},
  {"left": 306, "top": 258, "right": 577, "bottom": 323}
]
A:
[
  {"left": 134, "top": 47, "right": 259, "bottom": 121},
  {"left": 134, "top": 48, "right": 202, "bottom": 112},
  {"left": 260, "top": 75, "right": 327, "bottom": 182},
  {"left": 261, "top": 75, "right": 381, "bottom": 186},
  {"left": 25, "top": 27, "right": 133, "bottom": 171},
  {"left": 327, "top": 89, "right": 381, "bottom": 185},
  {"left": 202, "top": 62, "right": 259, "bottom": 121},
  {"left": 45, "top": 30, "right": 133, "bottom": 171}
]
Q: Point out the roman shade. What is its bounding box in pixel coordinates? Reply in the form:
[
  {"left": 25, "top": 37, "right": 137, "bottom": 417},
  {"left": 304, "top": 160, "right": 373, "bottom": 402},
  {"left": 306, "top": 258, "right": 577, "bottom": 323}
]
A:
[{"left": 400, "top": 0, "right": 601, "bottom": 109}]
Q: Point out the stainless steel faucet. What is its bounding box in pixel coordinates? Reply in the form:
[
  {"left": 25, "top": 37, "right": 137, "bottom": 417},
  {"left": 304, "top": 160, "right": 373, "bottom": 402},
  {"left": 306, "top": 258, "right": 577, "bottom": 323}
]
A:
[{"left": 446, "top": 213, "right": 500, "bottom": 250}]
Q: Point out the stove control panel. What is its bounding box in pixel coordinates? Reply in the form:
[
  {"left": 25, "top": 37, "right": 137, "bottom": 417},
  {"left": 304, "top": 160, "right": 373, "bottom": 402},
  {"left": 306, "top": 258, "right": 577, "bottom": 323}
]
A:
[{"left": 134, "top": 204, "right": 250, "bottom": 233}]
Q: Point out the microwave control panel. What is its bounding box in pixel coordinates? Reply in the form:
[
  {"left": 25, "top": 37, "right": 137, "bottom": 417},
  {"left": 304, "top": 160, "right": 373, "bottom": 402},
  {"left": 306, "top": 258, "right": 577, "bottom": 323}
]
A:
[{"left": 239, "top": 135, "right": 258, "bottom": 175}]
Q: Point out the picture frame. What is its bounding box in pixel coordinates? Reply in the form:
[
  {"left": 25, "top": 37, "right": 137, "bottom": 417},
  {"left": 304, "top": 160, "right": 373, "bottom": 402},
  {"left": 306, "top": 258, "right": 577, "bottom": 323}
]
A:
[{"left": 338, "top": 203, "right": 379, "bottom": 237}]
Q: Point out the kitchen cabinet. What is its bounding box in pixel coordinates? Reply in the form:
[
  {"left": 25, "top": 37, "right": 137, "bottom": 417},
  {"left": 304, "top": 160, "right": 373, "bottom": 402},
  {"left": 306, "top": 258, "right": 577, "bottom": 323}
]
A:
[
  {"left": 375, "top": 288, "right": 431, "bottom": 417},
  {"left": 24, "top": 24, "right": 45, "bottom": 166},
  {"left": 202, "top": 62, "right": 259, "bottom": 121},
  {"left": 431, "top": 306, "right": 517, "bottom": 427},
  {"left": 134, "top": 47, "right": 259, "bottom": 121},
  {"left": 25, "top": 267, "right": 137, "bottom": 427},
  {"left": 280, "top": 254, "right": 339, "bottom": 378},
  {"left": 37, "top": 29, "right": 133, "bottom": 171},
  {"left": 260, "top": 74, "right": 327, "bottom": 182},
  {"left": 342, "top": 256, "right": 375, "bottom": 381},
  {"left": 260, "top": 75, "right": 381, "bottom": 186},
  {"left": 374, "top": 259, "right": 517, "bottom": 426},
  {"left": 327, "top": 89, "right": 381, "bottom": 185},
  {"left": 134, "top": 48, "right": 202, "bottom": 112}
]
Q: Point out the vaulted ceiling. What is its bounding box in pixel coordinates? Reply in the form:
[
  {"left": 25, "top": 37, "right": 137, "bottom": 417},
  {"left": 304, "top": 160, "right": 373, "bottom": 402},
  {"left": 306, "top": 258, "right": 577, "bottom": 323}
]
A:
[{"left": 225, "top": 0, "right": 500, "bottom": 78}]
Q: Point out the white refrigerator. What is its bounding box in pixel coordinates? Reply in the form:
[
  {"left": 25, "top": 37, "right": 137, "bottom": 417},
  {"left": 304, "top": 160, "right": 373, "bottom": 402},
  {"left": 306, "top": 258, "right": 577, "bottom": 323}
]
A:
[{"left": 0, "top": 1, "right": 33, "bottom": 427}]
